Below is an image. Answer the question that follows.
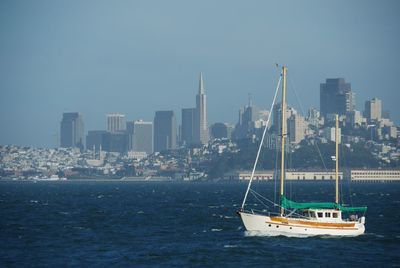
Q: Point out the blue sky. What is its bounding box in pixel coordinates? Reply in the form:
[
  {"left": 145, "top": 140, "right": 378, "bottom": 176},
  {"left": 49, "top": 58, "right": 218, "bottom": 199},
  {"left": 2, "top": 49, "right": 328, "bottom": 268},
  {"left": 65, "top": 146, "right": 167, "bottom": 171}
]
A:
[{"left": 1, "top": 0, "right": 399, "bottom": 147}]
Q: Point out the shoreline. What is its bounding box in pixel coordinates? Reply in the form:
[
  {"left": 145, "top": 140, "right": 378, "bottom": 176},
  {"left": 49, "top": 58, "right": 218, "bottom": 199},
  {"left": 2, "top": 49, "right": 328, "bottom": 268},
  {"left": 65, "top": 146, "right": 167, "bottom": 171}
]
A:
[{"left": 1, "top": 178, "right": 400, "bottom": 183}]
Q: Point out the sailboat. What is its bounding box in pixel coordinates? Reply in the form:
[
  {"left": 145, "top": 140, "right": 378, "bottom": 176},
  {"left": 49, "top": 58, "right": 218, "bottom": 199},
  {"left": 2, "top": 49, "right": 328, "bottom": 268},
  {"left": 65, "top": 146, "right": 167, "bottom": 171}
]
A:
[{"left": 238, "top": 66, "right": 367, "bottom": 237}]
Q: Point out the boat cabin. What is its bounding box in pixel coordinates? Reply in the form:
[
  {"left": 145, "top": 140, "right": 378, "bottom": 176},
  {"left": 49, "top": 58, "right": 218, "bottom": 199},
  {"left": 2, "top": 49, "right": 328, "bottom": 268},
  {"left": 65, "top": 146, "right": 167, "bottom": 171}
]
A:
[{"left": 301, "top": 209, "right": 343, "bottom": 223}]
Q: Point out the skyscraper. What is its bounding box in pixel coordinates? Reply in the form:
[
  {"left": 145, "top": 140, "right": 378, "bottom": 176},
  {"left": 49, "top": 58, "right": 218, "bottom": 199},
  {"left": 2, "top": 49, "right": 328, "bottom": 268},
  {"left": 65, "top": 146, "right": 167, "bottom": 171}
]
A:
[
  {"left": 287, "top": 114, "right": 306, "bottom": 144},
  {"left": 233, "top": 102, "right": 261, "bottom": 140},
  {"left": 107, "top": 113, "right": 126, "bottom": 133},
  {"left": 307, "top": 107, "right": 321, "bottom": 128},
  {"left": 320, "top": 78, "right": 355, "bottom": 117},
  {"left": 60, "top": 112, "right": 84, "bottom": 150},
  {"left": 102, "top": 132, "right": 129, "bottom": 153},
  {"left": 154, "top": 111, "right": 176, "bottom": 152},
  {"left": 364, "top": 98, "right": 382, "bottom": 123},
  {"left": 126, "top": 121, "right": 135, "bottom": 150},
  {"left": 86, "top": 130, "right": 107, "bottom": 152},
  {"left": 193, "top": 72, "right": 209, "bottom": 144},
  {"left": 272, "top": 102, "right": 295, "bottom": 134},
  {"left": 181, "top": 108, "right": 196, "bottom": 145},
  {"left": 132, "top": 120, "right": 153, "bottom": 154}
]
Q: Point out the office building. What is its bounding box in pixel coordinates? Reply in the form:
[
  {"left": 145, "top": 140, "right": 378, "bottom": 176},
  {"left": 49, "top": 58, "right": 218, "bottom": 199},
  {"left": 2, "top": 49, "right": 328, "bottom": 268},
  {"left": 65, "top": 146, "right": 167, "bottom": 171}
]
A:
[
  {"left": 346, "top": 110, "right": 366, "bottom": 127},
  {"left": 193, "top": 72, "right": 209, "bottom": 144},
  {"left": 181, "top": 108, "right": 196, "bottom": 145},
  {"left": 272, "top": 102, "right": 296, "bottom": 134},
  {"left": 107, "top": 113, "right": 126, "bottom": 133},
  {"left": 307, "top": 107, "right": 323, "bottom": 128},
  {"left": 60, "top": 112, "right": 84, "bottom": 151},
  {"left": 323, "top": 126, "right": 341, "bottom": 143},
  {"left": 132, "top": 120, "right": 153, "bottom": 154},
  {"left": 288, "top": 114, "right": 306, "bottom": 144},
  {"left": 233, "top": 98, "right": 267, "bottom": 140},
  {"left": 86, "top": 130, "right": 107, "bottom": 152},
  {"left": 154, "top": 111, "right": 176, "bottom": 152},
  {"left": 126, "top": 121, "right": 135, "bottom": 150},
  {"left": 102, "top": 131, "right": 129, "bottom": 153},
  {"left": 320, "top": 78, "right": 355, "bottom": 117},
  {"left": 364, "top": 98, "right": 382, "bottom": 123}
]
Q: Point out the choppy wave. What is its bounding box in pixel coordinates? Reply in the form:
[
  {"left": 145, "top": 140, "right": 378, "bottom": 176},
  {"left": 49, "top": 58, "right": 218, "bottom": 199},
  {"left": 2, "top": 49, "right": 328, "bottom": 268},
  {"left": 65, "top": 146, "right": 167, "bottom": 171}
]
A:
[
  {"left": 0, "top": 181, "right": 398, "bottom": 266},
  {"left": 223, "top": 244, "right": 238, "bottom": 248}
]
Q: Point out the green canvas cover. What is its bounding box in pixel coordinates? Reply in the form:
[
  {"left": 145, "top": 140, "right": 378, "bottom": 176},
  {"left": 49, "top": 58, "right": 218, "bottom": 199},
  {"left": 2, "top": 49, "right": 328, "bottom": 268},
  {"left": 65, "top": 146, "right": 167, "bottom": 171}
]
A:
[
  {"left": 281, "top": 195, "right": 367, "bottom": 213},
  {"left": 339, "top": 206, "right": 368, "bottom": 213}
]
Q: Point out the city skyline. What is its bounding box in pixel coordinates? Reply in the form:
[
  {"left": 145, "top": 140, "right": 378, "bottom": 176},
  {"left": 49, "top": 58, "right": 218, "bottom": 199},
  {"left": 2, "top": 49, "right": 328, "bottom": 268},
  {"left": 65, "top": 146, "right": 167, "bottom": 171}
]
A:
[
  {"left": 6, "top": 74, "right": 400, "bottom": 149},
  {"left": 57, "top": 80, "right": 396, "bottom": 153},
  {"left": 1, "top": 0, "right": 399, "bottom": 147}
]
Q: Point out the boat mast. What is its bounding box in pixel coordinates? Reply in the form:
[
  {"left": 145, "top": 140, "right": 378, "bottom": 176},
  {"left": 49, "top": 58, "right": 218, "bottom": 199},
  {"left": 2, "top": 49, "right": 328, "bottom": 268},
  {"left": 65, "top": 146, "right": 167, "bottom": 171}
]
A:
[
  {"left": 240, "top": 69, "right": 282, "bottom": 210},
  {"left": 335, "top": 114, "right": 339, "bottom": 204},
  {"left": 280, "top": 66, "right": 287, "bottom": 216}
]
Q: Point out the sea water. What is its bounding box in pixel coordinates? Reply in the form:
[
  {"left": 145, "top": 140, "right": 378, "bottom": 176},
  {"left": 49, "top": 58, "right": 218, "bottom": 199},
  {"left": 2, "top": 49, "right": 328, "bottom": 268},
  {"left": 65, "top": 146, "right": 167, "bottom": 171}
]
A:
[{"left": 0, "top": 181, "right": 399, "bottom": 267}]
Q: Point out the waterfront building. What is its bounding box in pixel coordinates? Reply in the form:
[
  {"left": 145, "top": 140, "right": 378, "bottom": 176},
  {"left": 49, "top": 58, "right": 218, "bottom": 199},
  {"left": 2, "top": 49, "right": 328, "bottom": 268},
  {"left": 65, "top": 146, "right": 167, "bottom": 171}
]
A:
[
  {"left": 60, "top": 112, "right": 84, "bottom": 151},
  {"left": 154, "top": 110, "right": 177, "bottom": 152},
  {"left": 320, "top": 78, "right": 355, "bottom": 117},
  {"left": 285, "top": 171, "right": 343, "bottom": 181},
  {"left": 181, "top": 108, "right": 196, "bottom": 145},
  {"left": 193, "top": 72, "right": 209, "bottom": 145},
  {"left": 348, "top": 169, "right": 400, "bottom": 182},
  {"left": 225, "top": 170, "right": 343, "bottom": 181},
  {"left": 224, "top": 170, "right": 274, "bottom": 181},
  {"left": 107, "top": 113, "right": 126, "bottom": 133}
]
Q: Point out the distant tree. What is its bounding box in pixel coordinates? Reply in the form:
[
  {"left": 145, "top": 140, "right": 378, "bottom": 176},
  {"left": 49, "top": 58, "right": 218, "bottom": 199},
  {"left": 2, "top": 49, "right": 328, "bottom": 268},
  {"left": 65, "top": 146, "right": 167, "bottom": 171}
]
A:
[{"left": 206, "top": 138, "right": 386, "bottom": 178}]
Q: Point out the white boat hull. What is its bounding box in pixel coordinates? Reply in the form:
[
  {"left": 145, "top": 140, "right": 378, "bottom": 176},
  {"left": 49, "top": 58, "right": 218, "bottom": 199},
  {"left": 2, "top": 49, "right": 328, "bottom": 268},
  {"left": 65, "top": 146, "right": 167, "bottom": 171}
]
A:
[{"left": 239, "top": 211, "right": 365, "bottom": 237}]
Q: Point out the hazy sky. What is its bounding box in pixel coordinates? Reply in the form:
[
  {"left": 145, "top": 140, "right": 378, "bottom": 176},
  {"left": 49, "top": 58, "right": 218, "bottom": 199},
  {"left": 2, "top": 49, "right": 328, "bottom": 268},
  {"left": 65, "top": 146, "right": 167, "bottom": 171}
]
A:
[{"left": 1, "top": 0, "right": 399, "bottom": 147}]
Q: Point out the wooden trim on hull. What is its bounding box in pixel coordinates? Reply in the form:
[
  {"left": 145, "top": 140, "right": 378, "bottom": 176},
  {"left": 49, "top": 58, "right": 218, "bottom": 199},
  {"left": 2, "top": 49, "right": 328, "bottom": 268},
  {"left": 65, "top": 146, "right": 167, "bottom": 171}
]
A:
[
  {"left": 265, "top": 220, "right": 358, "bottom": 230},
  {"left": 269, "top": 216, "right": 356, "bottom": 229}
]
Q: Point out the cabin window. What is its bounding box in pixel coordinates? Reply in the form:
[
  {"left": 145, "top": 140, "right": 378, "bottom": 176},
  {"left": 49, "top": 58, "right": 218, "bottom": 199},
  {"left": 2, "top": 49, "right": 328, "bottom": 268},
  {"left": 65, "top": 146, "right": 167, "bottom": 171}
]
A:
[
  {"left": 332, "top": 213, "right": 338, "bottom": 218},
  {"left": 317, "top": 212, "right": 323, "bottom": 218},
  {"left": 325, "top": 212, "right": 331, "bottom": 217},
  {"left": 309, "top": 211, "right": 316, "bottom": 218},
  {"left": 314, "top": 176, "right": 316, "bottom": 180},
  {"left": 322, "top": 176, "right": 325, "bottom": 180}
]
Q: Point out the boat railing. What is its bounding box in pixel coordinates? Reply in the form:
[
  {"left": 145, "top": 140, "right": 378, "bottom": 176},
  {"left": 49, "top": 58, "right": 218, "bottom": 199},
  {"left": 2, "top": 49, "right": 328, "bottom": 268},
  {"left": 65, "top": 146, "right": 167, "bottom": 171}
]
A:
[
  {"left": 344, "top": 214, "right": 363, "bottom": 222},
  {"left": 238, "top": 208, "right": 281, "bottom": 217}
]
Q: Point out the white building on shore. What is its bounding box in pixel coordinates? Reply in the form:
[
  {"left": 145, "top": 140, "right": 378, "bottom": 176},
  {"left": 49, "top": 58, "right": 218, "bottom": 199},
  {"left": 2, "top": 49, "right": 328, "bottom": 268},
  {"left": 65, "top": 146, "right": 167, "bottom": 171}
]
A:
[
  {"left": 348, "top": 169, "right": 400, "bottom": 182},
  {"left": 225, "top": 169, "right": 400, "bottom": 182}
]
